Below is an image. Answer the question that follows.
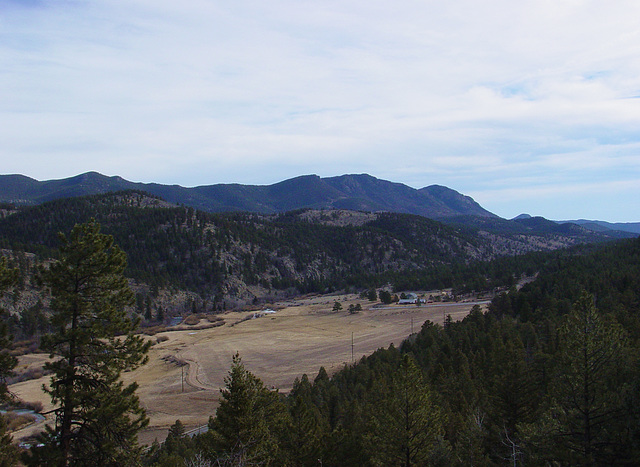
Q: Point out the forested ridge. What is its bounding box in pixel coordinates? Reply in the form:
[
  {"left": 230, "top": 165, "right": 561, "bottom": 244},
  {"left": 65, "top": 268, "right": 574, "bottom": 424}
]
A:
[
  {"left": 147, "top": 236, "right": 640, "bottom": 465},
  {"left": 0, "top": 191, "right": 488, "bottom": 303},
  {"left": 0, "top": 191, "right": 622, "bottom": 309}
]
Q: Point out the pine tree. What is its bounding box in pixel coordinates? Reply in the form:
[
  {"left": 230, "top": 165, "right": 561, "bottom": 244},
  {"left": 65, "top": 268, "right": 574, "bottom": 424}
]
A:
[
  {"left": 206, "top": 353, "right": 290, "bottom": 465},
  {"left": 378, "top": 290, "right": 392, "bottom": 304},
  {"left": 163, "top": 419, "right": 195, "bottom": 462},
  {"left": 487, "top": 335, "right": 540, "bottom": 434},
  {"left": 286, "top": 374, "right": 329, "bottom": 466},
  {"left": 484, "top": 335, "right": 540, "bottom": 464},
  {"left": 0, "top": 257, "right": 17, "bottom": 399},
  {"left": 26, "top": 220, "right": 150, "bottom": 466},
  {"left": 540, "top": 292, "right": 633, "bottom": 465},
  {"left": 367, "top": 289, "right": 377, "bottom": 301},
  {"left": 0, "top": 258, "right": 18, "bottom": 465},
  {"left": 368, "top": 355, "right": 448, "bottom": 466}
]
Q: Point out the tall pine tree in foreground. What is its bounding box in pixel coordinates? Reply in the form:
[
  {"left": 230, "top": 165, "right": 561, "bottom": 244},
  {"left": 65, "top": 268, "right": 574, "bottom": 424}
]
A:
[
  {"left": 550, "top": 292, "right": 633, "bottom": 464},
  {"left": 285, "top": 374, "right": 329, "bottom": 466},
  {"left": 368, "top": 354, "right": 448, "bottom": 466},
  {"left": 525, "top": 291, "right": 636, "bottom": 465},
  {"left": 25, "top": 220, "right": 150, "bottom": 466},
  {"left": 203, "top": 353, "right": 290, "bottom": 466}
]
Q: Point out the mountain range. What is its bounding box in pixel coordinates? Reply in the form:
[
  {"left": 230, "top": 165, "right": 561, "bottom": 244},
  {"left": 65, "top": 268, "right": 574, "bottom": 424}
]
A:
[
  {"left": 0, "top": 175, "right": 635, "bottom": 315},
  {"left": 0, "top": 172, "right": 637, "bottom": 236},
  {"left": 557, "top": 218, "right": 640, "bottom": 235},
  {"left": 0, "top": 172, "right": 494, "bottom": 218}
]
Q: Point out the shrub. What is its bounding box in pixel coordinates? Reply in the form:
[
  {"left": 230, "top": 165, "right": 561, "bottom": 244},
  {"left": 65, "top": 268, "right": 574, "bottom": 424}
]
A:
[
  {"left": 155, "top": 335, "right": 169, "bottom": 344},
  {"left": 183, "top": 315, "right": 200, "bottom": 325}
]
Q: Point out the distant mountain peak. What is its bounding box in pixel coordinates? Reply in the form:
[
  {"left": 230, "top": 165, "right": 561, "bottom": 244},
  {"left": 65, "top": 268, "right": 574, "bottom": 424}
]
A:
[{"left": 0, "top": 171, "right": 496, "bottom": 219}]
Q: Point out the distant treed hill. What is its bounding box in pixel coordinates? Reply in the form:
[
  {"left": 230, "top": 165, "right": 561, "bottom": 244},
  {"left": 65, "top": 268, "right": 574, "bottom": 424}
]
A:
[
  {"left": 443, "top": 214, "right": 636, "bottom": 239},
  {"left": 0, "top": 171, "right": 495, "bottom": 218},
  {"left": 492, "top": 235, "right": 640, "bottom": 328},
  {"left": 559, "top": 219, "right": 640, "bottom": 235},
  {"left": 0, "top": 191, "right": 494, "bottom": 303},
  {"left": 0, "top": 191, "right": 628, "bottom": 307}
]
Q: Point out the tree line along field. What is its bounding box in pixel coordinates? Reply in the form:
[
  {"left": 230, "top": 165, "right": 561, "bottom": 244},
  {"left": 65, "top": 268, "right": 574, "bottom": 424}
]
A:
[{"left": 10, "top": 292, "right": 482, "bottom": 446}]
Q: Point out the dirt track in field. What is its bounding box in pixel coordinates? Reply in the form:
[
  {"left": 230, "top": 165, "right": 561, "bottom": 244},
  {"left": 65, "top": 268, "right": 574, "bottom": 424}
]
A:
[{"left": 9, "top": 294, "right": 484, "bottom": 445}]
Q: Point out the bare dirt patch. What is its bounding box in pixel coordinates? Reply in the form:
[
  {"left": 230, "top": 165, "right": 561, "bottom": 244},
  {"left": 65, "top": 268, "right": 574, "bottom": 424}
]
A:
[{"left": 9, "top": 294, "right": 483, "bottom": 445}]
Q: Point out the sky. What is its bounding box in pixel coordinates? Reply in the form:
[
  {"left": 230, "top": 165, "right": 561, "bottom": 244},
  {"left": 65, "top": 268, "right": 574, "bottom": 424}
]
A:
[{"left": 1, "top": 1, "right": 639, "bottom": 222}]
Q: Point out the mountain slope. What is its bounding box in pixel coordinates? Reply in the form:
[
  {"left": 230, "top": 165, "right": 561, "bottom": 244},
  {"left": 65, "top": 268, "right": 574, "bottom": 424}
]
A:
[
  {"left": 0, "top": 172, "right": 495, "bottom": 218},
  {"left": 0, "top": 191, "right": 630, "bottom": 309},
  {"left": 559, "top": 219, "right": 640, "bottom": 235},
  {"left": 0, "top": 191, "right": 495, "bottom": 305}
]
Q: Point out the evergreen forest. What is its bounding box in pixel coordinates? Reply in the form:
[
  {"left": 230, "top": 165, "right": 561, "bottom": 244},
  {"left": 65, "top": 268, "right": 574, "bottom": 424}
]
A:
[
  {"left": 0, "top": 191, "right": 620, "bottom": 313},
  {"left": 0, "top": 191, "right": 638, "bottom": 465},
  {"left": 143, "top": 236, "right": 640, "bottom": 465}
]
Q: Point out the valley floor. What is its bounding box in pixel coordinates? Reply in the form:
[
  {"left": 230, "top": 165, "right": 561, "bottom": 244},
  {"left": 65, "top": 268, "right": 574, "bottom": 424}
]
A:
[{"left": 9, "top": 293, "right": 484, "bottom": 446}]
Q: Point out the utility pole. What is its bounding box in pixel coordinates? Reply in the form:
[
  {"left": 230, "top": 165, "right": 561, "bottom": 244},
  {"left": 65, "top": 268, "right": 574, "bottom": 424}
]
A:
[
  {"left": 351, "top": 332, "right": 354, "bottom": 364},
  {"left": 181, "top": 365, "right": 184, "bottom": 393}
]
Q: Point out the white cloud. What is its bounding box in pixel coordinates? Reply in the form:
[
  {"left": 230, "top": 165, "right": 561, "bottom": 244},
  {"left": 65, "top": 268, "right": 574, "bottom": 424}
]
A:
[{"left": 1, "top": 0, "right": 640, "bottom": 221}]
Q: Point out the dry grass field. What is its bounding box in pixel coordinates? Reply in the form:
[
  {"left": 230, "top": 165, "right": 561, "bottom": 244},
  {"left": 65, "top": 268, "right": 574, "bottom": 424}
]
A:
[{"left": 9, "top": 294, "right": 484, "bottom": 445}]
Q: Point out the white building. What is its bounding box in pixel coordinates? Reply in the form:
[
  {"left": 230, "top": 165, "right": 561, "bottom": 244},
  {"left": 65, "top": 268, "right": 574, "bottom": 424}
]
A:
[{"left": 398, "top": 293, "right": 419, "bottom": 304}]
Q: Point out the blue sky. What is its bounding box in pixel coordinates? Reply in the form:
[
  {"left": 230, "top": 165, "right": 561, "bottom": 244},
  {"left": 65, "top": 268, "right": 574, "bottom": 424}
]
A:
[{"left": 1, "top": 1, "right": 639, "bottom": 222}]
